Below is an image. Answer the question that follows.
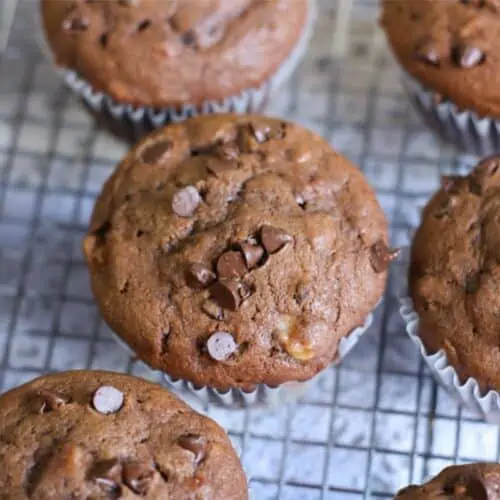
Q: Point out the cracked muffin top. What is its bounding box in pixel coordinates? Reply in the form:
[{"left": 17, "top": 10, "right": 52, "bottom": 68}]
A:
[
  {"left": 0, "top": 370, "right": 247, "bottom": 499},
  {"left": 41, "top": 0, "right": 308, "bottom": 108},
  {"left": 381, "top": 0, "right": 500, "bottom": 117},
  {"left": 83, "top": 114, "right": 391, "bottom": 391},
  {"left": 410, "top": 156, "right": 500, "bottom": 391},
  {"left": 394, "top": 463, "right": 500, "bottom": 499}
]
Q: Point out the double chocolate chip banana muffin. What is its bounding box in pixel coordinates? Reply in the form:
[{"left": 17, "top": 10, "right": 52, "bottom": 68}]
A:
[
  {"left": 41, "top": 0, "right": 311, "bottom": 141},
  {"left": 409, "top": 156, "right": 500, "bottom": 392},
  {"left": 83, "top": 114, "right": 394, "bottom": 393},
  {"left": 394, "top": 463, "right": 500, "bottom": 499},
  {"left": 0, "top": 371, "right": 247, "bottom": 499},
  {"left": 381, "top": 0, "right": 500, "bottom": 154}
]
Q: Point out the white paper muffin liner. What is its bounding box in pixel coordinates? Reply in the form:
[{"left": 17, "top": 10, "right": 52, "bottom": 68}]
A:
[
  {"left": 402, "top": 72, "right": 500, "bottom": 156},
  {"left": 44, "top": 0, "right": 316, "bottom": 142},
  {"left": 398, "top": 247, "right": 500, "bottom": 424},
  {"left": 111, "top": 309, "right": 374, "bottom": 409}
]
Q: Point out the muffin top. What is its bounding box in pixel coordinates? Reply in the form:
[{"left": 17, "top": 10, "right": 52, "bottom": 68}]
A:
[
  {"left": 41, "top": 0, "right": 308, "bottom": 108},
  {"left": 394, "top": 463, "right": 500, "bottom": 499},
  {"left": 410, "top": 156, "right": 500, "bottom": 391},
  {"left": 0, "top": 370, "right": 247, "bottom": 499},
  {"left": 381, "top": 0, "right": 500, "bottom": 118},
  {"left": 83, "top": 114, "right": 391, "bottom": 390}
]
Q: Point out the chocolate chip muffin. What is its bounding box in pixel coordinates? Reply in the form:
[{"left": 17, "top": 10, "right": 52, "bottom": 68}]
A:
[
  {"left": 40, "top": 0, "right": 312, "bottom": 141},
  {"left": 409, "top": 156, "right": 500, "bottom": 392},
  {"left": 381, "top": 0, "right": 500, "bottom": 154},
  {"left": 0, "top": 370, "right": 247, "bottom": 499},
  {"left": 394, "top": 463, "right": 500, "bottom": 499},
  {"left": 83, "top": 114, "right": 393, "bottom": 392}
]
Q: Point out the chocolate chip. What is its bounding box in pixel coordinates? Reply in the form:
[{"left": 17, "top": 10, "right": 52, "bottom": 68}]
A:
[
  {"left": 237, "top": 242, "right": 265, "bottom": 269},
  {"left": 260, "top": 225, "right": 293, "bottom": 254},
  {"left": 216, "top": 251, "right": 247, "bottom": 279},
  {"left": 465, "top": 273, "right": 479, "bottom": 294},
  {"left": 123, "top": 461, "right": 156, "bottom": 495},
  {"left": 90, "top": 458, "right": 122, "bottom": 491},
  {"left": 62, "top": 17, "right": 89, "bottom": 31},
  {"left": 181, "top": 30, "right": 196, "bottom": 46},
  {"left": 469, "top": 177, "right": 482, "bottom": 195},
  {"left": 177, "top": 434, "right": 207, "bottom": 465},
  {"left": 119, "top": 0, "right": 138, "bottom": 5},
  {"left": 186, "top": 263, "right": 216, "bottom": 289},
  {"left": 210, "top": 279, "right": 242, "bottom": 310},
  {"left": 201, "top": 299, "right": 224, "bottom": 320},
  {"left": 172, "top": 186, "right": 201, "bottom": 217},
  {"left": 206, "top": 332, "right": 238, "bottom": 361},
  {"left": 453, "top": 44, "right": 485, "bottom": 68},
  {"left": 33, "top": 390, "right": 68, "bottom": 414},
  {"left": 137, "top": 19, "right": 151, "bottom": 32},
  {"left": 141, "top": 140, "right": 172, "bottom": 164},
  {"left": 415, "top": 39, "right": 440, "bottom": 66},
  {"left": 92, "top": 386, "right": 124, "bottom": 415},
  {"left": 369, "top": 241, "right": 400, "bottom": 273},
  {"left": 250, "top": 123, "right": 271, "bottom": 143}
]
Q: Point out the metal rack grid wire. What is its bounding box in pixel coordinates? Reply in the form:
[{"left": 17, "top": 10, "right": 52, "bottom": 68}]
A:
[{"left": 0, "top": 1, "right": 498, "bottom": 499}]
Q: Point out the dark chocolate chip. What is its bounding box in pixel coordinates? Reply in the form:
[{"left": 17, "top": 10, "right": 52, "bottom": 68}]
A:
[
  {"left": 237, "top": 242, "right": 265, "bottom": 269},
  {"left": 177, "top": 434, "right": 207, "bottom": 465},
  {"left": 90, "top": 458, "right": 122, "bottom": 491},
  {"left": 141, "top": 140, "right": 172, "bottom": 163},
  {"left": 465, "top": 273, "right": 479, "bottom": 294},
  {"left": 62, "top": 17, "right": 89, "bottom": 31},
  {"left": 172, "top": 186, "right": 201, "bottom": 217},
  {"left": 206, "top": 331, "right": 238, "bottom": 361},
  {"left": 260, "top": 225, "right": 293, "bottom": 254},
  {"left": 99, "top": 33, "right": 109, "bottom": 48},
  {"left": 469, "top": 177, "right": 482, "bottom": 195},
  {"left": 137, "top": 19, "right": 151, "bottom": 32},
  {"left": 119, "top": 0, "right": 138, "bottom": 5},
  {"left": 414, "top": 39, "right": 440, "bottom": 66},
  {"left": 181, "top": 30, "right": 196, "bottom": 46},
  {"left": 250, "top": 123, "right": 271, "bottom": 143},
  {"left": 210, "top": 280, "right": 241, "bottom": 310},
  {"left": 216, "top": 251, "right": 247, "bottom": 279},
  {"left": 186, "top": 263, "right": 216, "bottom": 289},
  {"left": 370, "top": 241, "right": 400, "bottom": 273},
  {"left": 33, "top": 390, "right": 68, "bottom": 414},
  {"left": 453, "top": 44, "right": 485, "bottom": 69},
  {"left": 123, "top": 461, "right": 156, "bottom": 495},
  {"left": 201, "top": 299, "right": 225, "bottom": 320}
]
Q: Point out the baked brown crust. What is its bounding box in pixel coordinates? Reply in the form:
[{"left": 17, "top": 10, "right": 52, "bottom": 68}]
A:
[
  {"left": 83, "top": 114, "right": 390, "bottom": 390},
  {"left": 410, "top": 156, "right": 500, "bottom": 391},
  {"left": 394, "top": 463, "right": 500, "bottom": 499},
  {"left": 41, "top": 0, "right": 308, "bottom": 108},
  {"left": 0, "top": 370, "right": 247, "bottom": 499},
  {"left": 381, "top": 0, "right": 500, "bottom": 118}
]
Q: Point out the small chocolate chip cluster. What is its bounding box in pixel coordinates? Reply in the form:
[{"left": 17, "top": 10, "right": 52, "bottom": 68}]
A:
[
  {"left": 415, "top": 38, "right": 485, "bottom": 69},
  {"left": 187, "top": 225, "right": 293, "bottom": 315},
  {"left": 30, "top": 385, "right": 207, "bottom": 496},
  {"left": 88, "top": 433, "right": 206, "bottom": 495},
  {"left": 460, "top": 0, "right": 500, "bottom": 12}
]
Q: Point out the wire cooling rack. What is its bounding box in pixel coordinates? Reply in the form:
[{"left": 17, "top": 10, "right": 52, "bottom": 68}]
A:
[{"left": 0, "top": 1, "right": 497, "bottom": 499}]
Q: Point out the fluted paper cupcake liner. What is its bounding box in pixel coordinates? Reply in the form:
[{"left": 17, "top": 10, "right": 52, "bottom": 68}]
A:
[
  {"left": 398, "top": 247, "right": 500, "bottom": 424},
  {"left": 42, "top": 0, "right": 316, "bottom": 142},
  {"left": 402, "top": 72, "right": 500, "bottom": 156},
  {"left": 111, "top": 309, "right": 374, "bottom": 409}
]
